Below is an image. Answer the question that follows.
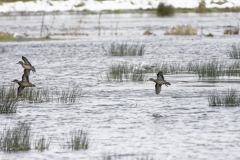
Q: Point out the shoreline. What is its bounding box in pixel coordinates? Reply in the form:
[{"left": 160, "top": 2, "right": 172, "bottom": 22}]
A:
[{"left": 1, "top": 7, "right": 240, "bottom": 16}]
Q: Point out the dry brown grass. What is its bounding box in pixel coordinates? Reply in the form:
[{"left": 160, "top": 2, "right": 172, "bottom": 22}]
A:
[
  {"left": 0, "top": 31, "right": 13, "bottom": 38},
  {"left": 143, "top": 26, "right": 153, "bottom": 35},
  {"left": 164, "top": 24, "right": 198, "bottom": 35},
  {"left": 224, "top": 28, "right": 239, "bottom": 35}
]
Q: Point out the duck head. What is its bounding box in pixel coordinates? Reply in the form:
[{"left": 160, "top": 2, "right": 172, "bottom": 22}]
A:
[
  {"left": 17, "top": 61, "right": 24, "bottom": 65},
  {"left": 12, "top": 79, "right": 19, "bottom": 83}
]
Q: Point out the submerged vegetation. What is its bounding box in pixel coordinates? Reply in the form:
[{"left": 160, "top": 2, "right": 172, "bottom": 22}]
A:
[
  {"left": 208, "top": 88, "right": 240, "bottom": 106},
  {"left": 106, "top": 42, "right": 146, "bottom": 56}
]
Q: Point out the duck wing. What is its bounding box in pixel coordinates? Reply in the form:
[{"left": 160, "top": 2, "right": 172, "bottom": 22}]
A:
[
  {"left": 22, "top": 56, "right": 32, "bottom": 65},
  {"left": 21, "top": 73, "right": 28, "bottom": 82},
  {"left": 155, "top": 84, "right": 162, "bottom": 94},
  {"left": 157, "top": 71, "right": 164, "bottom": 80},
  {"left": 17, "top": 86, "right": 25, "bottom": 96},
  {"left": 23, "top": 69, "right": 30, "bottom": 82}
]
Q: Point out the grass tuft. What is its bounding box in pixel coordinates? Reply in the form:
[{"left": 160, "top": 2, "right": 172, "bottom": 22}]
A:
[
  {"left": 34, "top": 136, "right": 51, "bottom": 151},
  {"left": 208, "top": 88, "right": 240, "bottom": 106},
  {"left": 0, "top": 122, "right": 31, "bottom": 151},
  {"left": 107, "top": 42, "right": 146, "bottom": 56},
  {"left": 105, "top": 63, "right": 149, "bottom": 81},
  {"left": 61, "top": 128, "right": 90, "bottom": 150},
  {"left": 0, "top": 85, "right": 18, "bottom": 114},
  {"left": 164, "top": 24, "right": 198, "bottom": 35}
]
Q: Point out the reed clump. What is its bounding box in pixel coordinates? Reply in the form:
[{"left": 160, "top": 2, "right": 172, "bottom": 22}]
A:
[
  {"left": 57, "top": 87, "right": 84, "bottom": 103},
  {"left": 61, "top": 128, "right": 90, "bottom": 150},
  {"left": 226, "top": 44, "right": 240, "bottom": 59},
  {"left": 0, "top": 122, "right": 31, "bottom": 151},
  {"left": 34, "top": 136, "right": 51, "bottom": 151},
  {"left": 208, "top": 89, "right": 240, "bottom": 106},
  {"left": 164, "top": 24, "right": 198, "bottom": 35},
  {"left": 0, "top": 85, "right": 18, "bottom": 114},
  {"left": 107, "top": 42, "right": 146, "bottom": 56},
  {"left": 105, "top": 63, "right": 148, "bottom": 81},
  {"left": 156, "top": 2, "right": 174, "bottom": 17}
]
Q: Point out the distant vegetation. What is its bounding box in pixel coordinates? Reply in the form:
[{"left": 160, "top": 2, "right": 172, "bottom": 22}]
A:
[
  {"left": 164, "top": 24, "right": 198, "bottom": 35},
  {"left": 157, "top": 2, "right": 175, "bottom": 17}
]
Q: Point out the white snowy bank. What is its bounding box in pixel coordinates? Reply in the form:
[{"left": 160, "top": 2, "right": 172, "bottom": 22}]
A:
[{"left": 0, "top": 0, "right": 240, "bottom": 13}]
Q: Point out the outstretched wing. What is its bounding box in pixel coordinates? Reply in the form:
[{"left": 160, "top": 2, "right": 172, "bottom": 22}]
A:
[
  {"left": 23, "top": 69, "right": 30, "bottom": 82},
  {"left": 17, "top": 86, "right": 25, "bottom": 96},
  {"left": 155, "top": 84, "right": 162, "bottom": 94},
  {"left": 157, "top": 71, "right": 164, "bottom": 80},
  {"left": 22, "top": 56, "right": 32, "bottom": 65}
]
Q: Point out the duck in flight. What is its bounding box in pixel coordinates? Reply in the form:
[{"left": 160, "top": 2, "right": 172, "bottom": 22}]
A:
[
  {"left": 12, "top": 74, "right": 36, "bottom": 96},
  {"left": 17, "top": 56, "right": 36, "bottom": 73},
  {"left": 13, "top": 56, "right": 36, "bottom": 96},
  {"left": 149, "top": 71, "right": 171, "bottom": 94}
]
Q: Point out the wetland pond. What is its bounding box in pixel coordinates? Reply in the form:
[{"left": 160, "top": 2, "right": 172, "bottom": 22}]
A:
[{"left": 0, "top": 12, "right": 240, "bottom": 159}]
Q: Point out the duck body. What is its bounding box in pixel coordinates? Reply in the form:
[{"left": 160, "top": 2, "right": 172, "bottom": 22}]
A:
[
  {"left": 149, "top": 71, "right": 171, "bottom": 94},
  {"left": 17, "top": 56, "right": 36, "bottom": 72}
]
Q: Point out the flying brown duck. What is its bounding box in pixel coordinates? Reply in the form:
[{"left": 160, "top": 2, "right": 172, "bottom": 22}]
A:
[
  {"left": 149, "top": 71, "right": 171, "bottom": 94},
  {"left": 17, "top": 56, "right": 36, "bottom": 73},
  {"left": 12, "top": 74, "right": 36, "bottom": 96}
]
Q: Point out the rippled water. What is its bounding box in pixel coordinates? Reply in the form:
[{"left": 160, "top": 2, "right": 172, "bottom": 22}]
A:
[{"left": 0, "top": 13, "right": 240, "bottom": 160}]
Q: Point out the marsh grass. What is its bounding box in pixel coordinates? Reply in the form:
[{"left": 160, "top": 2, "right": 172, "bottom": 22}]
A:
[
  {"left": 102, "top": 153, "right": 156, "bottom": 160},
  {"left": 0, "top": 85, "right": 18, "bottom": 113},
  {"left": 107, "top": 42, "right": 145, "bottom": 56},
  {"left": 226, "top": 44, "right": 240, "bottom": 59},
  {"left": 208, "top": 89, "right": 240, "bottom": 106},
  {"left": 21, "top": 87, "right": 53, "bottom": 103},
  {"left": 61, "top": 128, "right": 90, "bottom": 150},
  {"left": 193, "top": 61, "right": 224, "bottom": 78},
  {"left": 57, "top": 87, "right": 84, "bottom": 103},
  {"left": 34, "top": 136, "right": 51, "bottom": 151},
  {"left": 164, "top": 24, "right": 198, "bottom": 35},
  {"left": 0, "top": 122, "right": 31, "bottom": 151},
  {"left": 0, "top": 85, "right": 86, "bottom": 104},
  {"left": 105, "top": 63, "right": 148, "bottom": 81}
]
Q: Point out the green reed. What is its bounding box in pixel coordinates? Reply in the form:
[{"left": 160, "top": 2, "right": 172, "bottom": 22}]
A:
[
  {"left": 0, "top": 85, "right": 18, "bottom": 114},
  {"left": 0, "top": 85, "right": 86, "bottom": 104},
  {"left": 61, "top": 128, "right": 90, "bottom": 150},
  {"left": 57, "top": 87, "right": 84, "bottom": 103},
  {"left": 208, "top": 88, "right": 240, "bottom": 106},
  {"left": 105, "top": 63, "right": 148, "bottom": 81},
  {"left": 21, "top": 87, "right": 53, "bottom": 103},
  {"left": 226, "top": 44, "right": 240, "bottom": 59},
  {"left": 193, "top": 61, "right": 224, "bottom": 78},
  {"left": 34, "top": 136, "right": 51, "bottom": 151},
  {"left": 0, "top": 122, "right": 31, "bottom": 151},
  {"left": 107, "top": 42, "right": 146, "bottom": 56}
]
